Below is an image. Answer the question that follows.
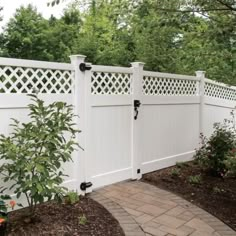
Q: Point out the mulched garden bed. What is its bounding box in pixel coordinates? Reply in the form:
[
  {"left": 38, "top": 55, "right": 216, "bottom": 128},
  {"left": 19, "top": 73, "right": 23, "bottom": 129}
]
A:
[
  {"left": 142, "top": 161, "right": 236, "bottom": 231},
  {"left": 7, "top": 196, "right": 125, "bottom": 236}
]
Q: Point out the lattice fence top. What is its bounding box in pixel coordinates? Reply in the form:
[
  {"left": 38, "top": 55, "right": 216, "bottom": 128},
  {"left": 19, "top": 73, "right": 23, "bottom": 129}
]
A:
[
  {"left": 142, "top": 76, "right": 198, "bottom": 96},
  {"left": 205, "top": 81, "right": 236, "bottom": 101},
  {"left": 0, "top": 66, "right": 73, "bottom": 94},
  {"left": 91, "top": 71, "right": 132, "bottom": 95}
]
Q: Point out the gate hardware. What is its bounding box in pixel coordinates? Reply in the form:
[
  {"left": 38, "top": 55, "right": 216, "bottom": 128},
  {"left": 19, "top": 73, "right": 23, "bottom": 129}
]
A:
[
  {"left": 80, "top": 182, "right": 93, "bottom": 191},
  {"left": 134, "top": 100, "right": 141, "bottom": 120},
  {"left": 79, "top": 63, "right": 92, "bottom": 72},
  {"left": 137, "top": 169, "right": 141, "bottom": 174}
]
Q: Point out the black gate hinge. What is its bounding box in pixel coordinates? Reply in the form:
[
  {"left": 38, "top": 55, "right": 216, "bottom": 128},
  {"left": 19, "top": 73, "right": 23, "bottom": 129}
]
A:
[
  {"left": 79, "top": 63, "right": 92, "bottom": 72},
  {"left": 80, "top": 182, "right": 93, "bottom": 191}
]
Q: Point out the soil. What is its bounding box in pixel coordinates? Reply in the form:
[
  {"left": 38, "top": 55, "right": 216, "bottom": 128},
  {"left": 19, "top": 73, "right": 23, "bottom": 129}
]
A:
[
  {"left": 7, "top": 196, "right": 125, "bottom": 236},
  {"left": 142, "top": 161, "right": 236, "bottom": 231}
]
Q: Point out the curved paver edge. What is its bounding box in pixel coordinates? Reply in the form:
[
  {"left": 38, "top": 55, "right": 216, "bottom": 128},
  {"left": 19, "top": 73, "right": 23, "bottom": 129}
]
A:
[{"left": 90, "top": 191, "right": 145, "bottom": 236}]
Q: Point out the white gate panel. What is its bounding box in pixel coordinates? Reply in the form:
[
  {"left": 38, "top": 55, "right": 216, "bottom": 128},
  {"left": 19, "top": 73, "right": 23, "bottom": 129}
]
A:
[
  {"left": 84, "top": 65, "right": 134, "bottom": 190},
  {"left": 89, "top": 105, "right": 132, "bottom": 188}
]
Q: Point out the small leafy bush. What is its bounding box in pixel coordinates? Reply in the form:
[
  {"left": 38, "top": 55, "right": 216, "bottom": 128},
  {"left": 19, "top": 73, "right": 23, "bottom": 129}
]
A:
[
  {"left": 64, "top": 190, "right": 79, "bottom": 204},
  {"left": 0, "top": 95, "right": 79, "bottom": 216},
  {"left": 176, "top": 161, "right": 189, "bottom": 169},
  {"left": 188, "top": 175, "right": 202, "bottom": 185},
  {"left": 224, "top": 150, "right": 236, "bottom": 177},
  {"left": 170, "top": 168, "right": 180, "bottom": 177},
  {"left": 195, "top": 111, "right": 236, "bottom": 176}
]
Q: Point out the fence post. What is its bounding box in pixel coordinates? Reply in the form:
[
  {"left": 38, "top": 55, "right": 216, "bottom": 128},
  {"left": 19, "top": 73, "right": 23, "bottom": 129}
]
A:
[
  {"left": 70, "top": 55, "right": 87, "bottom": 193},
  {"left": 131, "top": 62, "right": 145, "bottom": 180},
  {"left": 196, "top": 71, "right": 206, "bottom": 136}
]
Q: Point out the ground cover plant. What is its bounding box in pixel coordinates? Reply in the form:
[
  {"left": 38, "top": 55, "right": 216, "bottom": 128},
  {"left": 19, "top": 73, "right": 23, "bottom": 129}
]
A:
[{"left": 143, "top": 111, "right": 236, "bottom": 231}]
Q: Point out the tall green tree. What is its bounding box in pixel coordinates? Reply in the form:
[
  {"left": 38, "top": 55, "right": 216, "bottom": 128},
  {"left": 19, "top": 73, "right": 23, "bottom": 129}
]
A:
[
  {"left": 176, "top": 0, "right": 236, "bottom": 84},
  {"left": 131, "top": 0, "right": 187, "bottom": 72},
  {"left": 75, "top": 0, "right": 134, "bottom": 66},
  {"left": 43, "top": 6, "right": 82, "bottom": 62},
  {"left": 0, "top": 4, "right": 82, "bottom": 62},
  {"left": 0, "top": 5, "right": 50, "bottom": 60}
]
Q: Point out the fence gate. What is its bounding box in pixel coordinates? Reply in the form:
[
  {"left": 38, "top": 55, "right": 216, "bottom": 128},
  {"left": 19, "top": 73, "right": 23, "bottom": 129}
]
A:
[
  {"left": 75, "top": 55, "right": 203, "bottom": 192},
  {"left": 74, "top": 56, "right": 138, "bottom": 191},
  {"left": 72, "top": 55, "right": 236, "bottom": 193}
]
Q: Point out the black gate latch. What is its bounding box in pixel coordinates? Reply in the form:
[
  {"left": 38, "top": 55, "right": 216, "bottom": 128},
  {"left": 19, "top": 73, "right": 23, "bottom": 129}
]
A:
[{"left": 134, "top": 100, "right": 141, "bottom": 120}]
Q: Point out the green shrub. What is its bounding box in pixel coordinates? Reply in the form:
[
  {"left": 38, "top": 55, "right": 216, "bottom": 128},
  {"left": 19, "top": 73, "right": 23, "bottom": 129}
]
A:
[
  {"left": 176, "top": 161, "right": 189, "bottom": 169},
  {"left": 195, "top": 112, "right": 236, "bottom": 176},
  {"left": 224, "top": 150, "right": 236, "bottom": 177},
  {"left": 64, "top": 190, "right": 79, "bottom": 204},
  {"left": 170, "top": 168, "right": 180, "bottom": 177},
  {"left": 188, "top": 175, "right": 202, "bottom": 185},
  {"left": 0, "top": 95, "right": 79, "bottom": 216}
]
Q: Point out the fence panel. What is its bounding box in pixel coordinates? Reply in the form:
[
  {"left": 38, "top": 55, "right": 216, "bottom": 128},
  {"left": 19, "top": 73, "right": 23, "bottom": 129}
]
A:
[
  {"left": 0, "top": 57, "right": 77, "bottom": 205},
  {"left": 204, "top": 79, "right": 236, "bottom": 137},
  {"left": 85, "top": 65, "right": 134, "bottom": 189},
  {"left": 140, "top": 71, "right": 201, "bottom": 174}
]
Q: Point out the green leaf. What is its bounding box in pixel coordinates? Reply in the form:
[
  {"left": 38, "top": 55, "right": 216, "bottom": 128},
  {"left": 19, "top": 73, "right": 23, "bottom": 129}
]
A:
[{"left": 36, "top": 183, "right": 43, "bottom": 193}]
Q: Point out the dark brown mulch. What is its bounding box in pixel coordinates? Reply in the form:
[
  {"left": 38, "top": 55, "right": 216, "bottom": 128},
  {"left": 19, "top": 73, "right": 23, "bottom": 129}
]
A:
[
  {"left": 7, "top": 196, "right": 125, "bottom": 236},
  {"left": 142, "top": 161, "right": 236, "bottom": 231}
]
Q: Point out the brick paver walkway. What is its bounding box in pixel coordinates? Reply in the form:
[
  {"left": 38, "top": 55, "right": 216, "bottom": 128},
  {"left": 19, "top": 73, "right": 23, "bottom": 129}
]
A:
[{"left": 90, "top": 180, "right": 236, "bottom": 236}]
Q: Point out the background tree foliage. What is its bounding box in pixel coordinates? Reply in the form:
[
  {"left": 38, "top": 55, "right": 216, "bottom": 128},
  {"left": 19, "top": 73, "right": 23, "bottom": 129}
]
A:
[{"left": 0, "top": 0, "right": 235, "bottom": 84}]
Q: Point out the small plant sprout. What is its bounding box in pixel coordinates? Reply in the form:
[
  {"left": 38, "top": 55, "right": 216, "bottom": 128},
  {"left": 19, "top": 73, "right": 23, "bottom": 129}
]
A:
[
  {"left": 188, "top": 175, "right": 202, "bottom": 185},
  {"left": 79, "top": 214, "right": 87, "bottom": 225},
  {"left": 65, "top": 190, "right": 79, "bottom": 204},
  {"left": 170, "top": 168, "right": 180, "bottom": 177},
  {"left": 213, "top": 186, "right": 225, "bottom": 194},
  {"left": 176, "top": 161, "right": 188, "bottom": 169}
]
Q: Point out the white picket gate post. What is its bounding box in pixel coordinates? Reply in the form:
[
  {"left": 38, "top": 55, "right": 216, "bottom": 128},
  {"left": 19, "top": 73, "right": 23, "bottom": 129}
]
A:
[
  {"left": 196, "top": 71, "right": 206, "bottom": 136},
  {"left": 70, "top": 55, "right": 87, "bottom": 193},
  {"left": 131, "top": 62, "right": 145, "bottom": 180}
]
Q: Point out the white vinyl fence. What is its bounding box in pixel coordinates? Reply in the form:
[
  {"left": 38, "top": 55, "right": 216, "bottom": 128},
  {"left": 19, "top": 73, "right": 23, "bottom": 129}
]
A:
[{"left": 0, "top": 55, "right": 235, "bottom": 199}]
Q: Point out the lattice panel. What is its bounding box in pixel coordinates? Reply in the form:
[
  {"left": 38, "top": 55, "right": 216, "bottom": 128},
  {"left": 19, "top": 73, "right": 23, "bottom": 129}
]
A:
[
  {"left": 91, "top": 71, "right": 131, "bottom": 95},
  {"left": 0, "top": 66, "right": 73, "bottom": 94},
  {"left": 205, "top": 82, "right": 236, "bottom": 101},
  {"left": 143, "top": 76, "right": 198, "bottom": 96}
]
